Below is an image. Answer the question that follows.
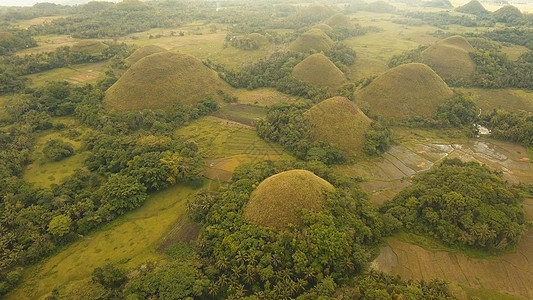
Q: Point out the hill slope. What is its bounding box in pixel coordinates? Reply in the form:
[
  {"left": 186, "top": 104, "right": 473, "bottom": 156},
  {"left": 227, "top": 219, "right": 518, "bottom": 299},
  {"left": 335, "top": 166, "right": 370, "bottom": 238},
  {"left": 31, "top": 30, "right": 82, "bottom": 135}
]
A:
[
  {"left": 325, "top": 13, "right": 352, "bottom": 28},
  {"left": 456, "top": 0, "right": 489, "bottom": 16},
  {"left": 420, "top": 35, "right": 476, "bottom": 83},
  {"left": 71, "top": 40, "right": 108, "bottom": 54},
  {"left": 105, "top": 52, "right": 228, "bottom": 111},
  {"left": 304, "top": 96, "right": 371, "bottom": 155},
  {"left": 292, "top": 53, "right": 346, "bottom": 88},
  {"left": 125, "top": 45, "right": 166, "bottom": 65},
  {"left": 244, "top": 170, "right": 334, "bottom": 229},
  {"left": 288, "top": 29, "right": 333, "bottom": 53},
  {"left": 355, "top": 63, "right": 453, "bottom": 118}
]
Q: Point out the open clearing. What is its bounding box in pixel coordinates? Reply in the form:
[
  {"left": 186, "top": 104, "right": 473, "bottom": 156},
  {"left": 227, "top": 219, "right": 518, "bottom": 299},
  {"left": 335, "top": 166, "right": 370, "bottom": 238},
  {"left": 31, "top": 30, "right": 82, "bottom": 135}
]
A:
[
  {"left": 457, "top": 87, "right": 533, "bottom": 113},
  {"left": 25, "top": 62, "right": 107, "bottom": 87},
  {"left": 122, "top": 29, "right": 272, "bottom": 70},
  {"left": 175, "top": 116, "right": 289, "bottom": 181},
  {"left": 345, "top": 11, "right": 438, "bottom": 80},
  {"left": 233, "top": 88, "right": 303, "bottom": 106},
  {"left": 211, "top": 104, "right": 266, "bottom": 127},
  {"left": 23, "top": 119, "right": 90, "bottom": 188},
  {"left": 7, "top": 184, "right": 197, "bottom": 300}
]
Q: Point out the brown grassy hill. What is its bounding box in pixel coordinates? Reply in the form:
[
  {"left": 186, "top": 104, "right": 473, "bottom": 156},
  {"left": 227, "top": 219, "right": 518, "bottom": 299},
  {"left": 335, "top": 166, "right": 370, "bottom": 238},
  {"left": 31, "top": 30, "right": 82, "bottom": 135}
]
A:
[
  {"left": 355, "top": 63, "right": 453, "bottom": 118},
  {"left": 247, "top": 33, "right": 269, "bottom": 48},
  {"left": 288, "top": 29, "right": 333, "bottom": 53},
  {"left": 292, "top": 53, "right": 346, "bottom": 88},
  {"left": 312, "top": 23, "right": 333, "bottom": 33},
  {"left": 420, "top": 35, "right": 475, "bottom": 83},
  {"left": 125, "top": 45, "right": 167, "bottom": 65},
  {"left": 456, "top": 0, "right": 489, "bottom": 16},
  {"left": 71, "top": 40, "right": 109, "bottom": 54},
  {"left": 325, "top": 13, "right": 352, "bottom": 28},
  {"left": 244, "top": 170, "right": 334, "bottom": 229},
  {"left": 304, "top": 96, "right": 371, "bottom": 155},
  {"left": 105, "top": 51, "right": 228, "bottom": 112}
]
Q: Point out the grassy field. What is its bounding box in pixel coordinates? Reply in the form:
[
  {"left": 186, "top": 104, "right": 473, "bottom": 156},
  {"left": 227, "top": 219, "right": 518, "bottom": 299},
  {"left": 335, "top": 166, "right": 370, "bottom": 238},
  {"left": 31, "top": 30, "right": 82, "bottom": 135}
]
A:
[
  {"left": 176, "top": 116, "right": 289, "bottom": 181},
  {"left": 233, "top": 88, "right": 303, "bottom": 106},
  {"left": 16, "top": 34, "right": 86, "bottom": 56},
  {"left": 23, "top": 120, "right": 89, "bottom": 188},
  {"left": 344, "top": 12, "right": 437, "bottom": 80},
  {"left": 456, "top": 87, "right": 533, "bottom": 113},
  {"left": 25, "top": 62, "right": 107, "bottom": 87},
  {"left": 7, "top": 184, "right": 198, "bottom": 300},
  {"left": 211, "top": 104, "right": 266, "bottom": 126},
  {"left": 175, "top": 116, "right": 286, "bottom": 159},
  {"left": 121, "top": 27, "right": 272, "bottom": 70}
]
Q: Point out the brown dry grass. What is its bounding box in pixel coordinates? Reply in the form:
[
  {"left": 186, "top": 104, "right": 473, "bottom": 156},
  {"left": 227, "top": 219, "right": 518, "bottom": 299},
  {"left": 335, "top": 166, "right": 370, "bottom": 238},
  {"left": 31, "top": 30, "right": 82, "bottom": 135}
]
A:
[
  {"left": 304, "top": 96, "right": 371, "bottom": 155},
  {"left": 104, "top": 51, "right": 230, "bottom": 111},
  {"left": 355, "top": 63, "right": 453, "bottom": 118},
  {"left": 292, "top": 53, "right": 346, "bottom": 88},
  {"left": 125, "top": 45, "right": 166, "bottom": 65},
  {"left": 71, "top": 40, "right": 109, "bottom": 54},
  {"left": 420, "top": 35, "right": 476, "bottom": 82},
  {"left": 325, "top": 13, "right": 352, "bottom": 28},
  {"left": 288, "top": 29, "right": 333, "bottom": 53},
  {"left": 244, "top": 170, "right": 334, "bottom": 229}
]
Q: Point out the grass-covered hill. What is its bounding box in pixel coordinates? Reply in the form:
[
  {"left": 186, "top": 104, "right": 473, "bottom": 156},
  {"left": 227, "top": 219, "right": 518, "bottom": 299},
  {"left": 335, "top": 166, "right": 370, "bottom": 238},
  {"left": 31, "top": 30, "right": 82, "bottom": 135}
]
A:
[
  {"left": 493, "top": 5, "right": 522, "bottom": 23},
  {"left": 312, "top": 23, "right": 333, "bottom": 33},
  {"left": 356, "top": 63, "right": 453, "bottom": 118},
  {"left": 70, "top": 40, "right": 109, "bottom": 54},
  {"left": 304, "top": 96, "right": 371, "bottom": 155},
  {"left": 105, "top": 51, "right": 228, "bottom": 111},
  {"left": 292, "top": 53, "right": 346, "bottom": 88},
  {"left": 455, "top": 0, "right": 490, "bottom": 16},
  {"left": 288, "top": 28, "right": 333, "bottom": 53},
  {"left": 420, "top": 35, "right": 476, "bottom": 83},
  {"left": 125, "top": 45, "right": 166, "bottom": 65},
  {"left": 243, "top": 169, "right": 334, "bottom": 229},
  {"left": 325, "top": 13, "right": 352, "bottom": 28}
]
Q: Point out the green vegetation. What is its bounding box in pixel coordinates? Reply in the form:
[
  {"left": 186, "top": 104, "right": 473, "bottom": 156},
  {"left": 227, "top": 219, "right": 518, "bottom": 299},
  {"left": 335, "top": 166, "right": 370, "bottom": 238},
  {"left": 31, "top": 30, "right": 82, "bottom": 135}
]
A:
[
  {"left": 42, "top": 138, "right": 74, "bottom": 161},
  {"left": 257, "top": 102, "right": 346, "bottom": 164},
  {"left": 484, "top": 110, "right": 533, "bottom": 146},
  {"left": 244, "top": 169, "right": 334, "bottom": 229},
  {"left": 105, "top": 52, "right": 229, "bottom": 111},
  {"left": 356, "top": 63, "right": 453, "bottom": 118},
  {"left": 2, "top": 0, "right": 533, "bottom": 298},
  {"left": 382, "top": 158, "right": 526, "bottom": 252}
]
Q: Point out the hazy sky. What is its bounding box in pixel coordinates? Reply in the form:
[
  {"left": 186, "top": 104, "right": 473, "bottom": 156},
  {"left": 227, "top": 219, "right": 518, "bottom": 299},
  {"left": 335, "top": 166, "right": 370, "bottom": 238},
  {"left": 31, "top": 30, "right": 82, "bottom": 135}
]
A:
[{"left": 0, "top": 0, "right": 119, "bottom": 7}]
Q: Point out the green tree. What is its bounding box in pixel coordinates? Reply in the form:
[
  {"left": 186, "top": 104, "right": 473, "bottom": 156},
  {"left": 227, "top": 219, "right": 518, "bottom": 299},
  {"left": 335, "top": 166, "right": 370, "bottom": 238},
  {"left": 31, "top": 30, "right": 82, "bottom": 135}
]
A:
[
  {"left": 43, "top": 139, "right": 75, "bottom": 161},
  {"left": 100, "top": 174, "right": 147, "bottom": 215},
  {"left": 47, "top": 214, "right": 72, "bottom": 237}
]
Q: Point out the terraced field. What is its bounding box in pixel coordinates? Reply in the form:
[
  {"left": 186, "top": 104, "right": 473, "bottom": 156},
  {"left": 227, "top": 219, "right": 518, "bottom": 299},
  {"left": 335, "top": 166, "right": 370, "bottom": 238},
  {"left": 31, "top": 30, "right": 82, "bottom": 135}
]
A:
[
  {"left": 361, "top": 135, "right": 533, "bottom": 299},
  {"left": 175, "top": 116, "right": 289, "bottom": 181}
]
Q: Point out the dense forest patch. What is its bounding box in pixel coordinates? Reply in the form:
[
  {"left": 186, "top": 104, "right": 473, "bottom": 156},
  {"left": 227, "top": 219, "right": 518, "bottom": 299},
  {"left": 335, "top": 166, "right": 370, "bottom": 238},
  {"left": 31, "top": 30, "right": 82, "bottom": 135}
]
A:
[{"left": 381, "top": 158, "right": 526, "bottom": 252}]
